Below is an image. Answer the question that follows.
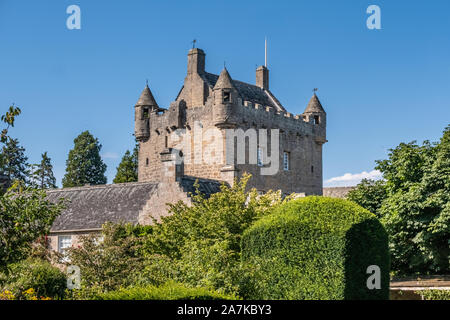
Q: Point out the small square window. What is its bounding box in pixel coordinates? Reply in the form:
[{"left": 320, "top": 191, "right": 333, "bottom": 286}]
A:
[
  {"left": 314, "top": 115, "right": 320, "bottom": 125},
  {"left": 143, "top": 107, "right": 149, "bottom": 119},
  {"left": 223, "top": 91, "right": 231, "bottom": 103},
  {"left": 283, "top": 152, "right": 290, "bottom": 171}
]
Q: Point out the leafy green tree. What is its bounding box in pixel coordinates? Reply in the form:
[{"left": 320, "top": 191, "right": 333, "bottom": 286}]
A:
[
  {"left": 62, "top": 131, "right": 107, "bottom": 188},
  {"left": 30, "top": 152, "right": 56, "bottom": 189},
  {"left": 0, "top": 106, "right": 64, "bottom": 272},
  {"left": 376, "top": 126, "right": 449, "bottom": 275},
  {"left": 113, "top": 145, "right": 138, "bottom": 183},
  {"left": 347, "top": 179, "right": 387, "bottom": 217},
  {"left": 0, "top": 138, "right": 30, "bottom": 185},
  {"left": 140, "top": 174, "right": 290, "bottom": 295}
]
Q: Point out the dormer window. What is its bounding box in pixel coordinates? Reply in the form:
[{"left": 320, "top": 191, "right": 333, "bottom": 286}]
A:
[{"left": 223, "top": 90, "right": 231, "bottom": 103}]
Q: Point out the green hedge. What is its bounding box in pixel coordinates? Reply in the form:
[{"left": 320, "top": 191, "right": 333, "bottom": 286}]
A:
[
  {"left": 420, "top": 290, "right": 450, "bottom": 300},
  {"left": 241, "top": 197, "right": 390, "bottom": 300},
  {"left": 95, "top": 282, "right": 238, "bottom": 300},
  {"left": 1, "top": 258, "right": 67, "bottom": 299}
]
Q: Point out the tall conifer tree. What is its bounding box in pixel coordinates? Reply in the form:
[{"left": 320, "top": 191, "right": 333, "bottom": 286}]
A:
[{"left": 62, "top": 131, "right": 107, "bottom": 187}]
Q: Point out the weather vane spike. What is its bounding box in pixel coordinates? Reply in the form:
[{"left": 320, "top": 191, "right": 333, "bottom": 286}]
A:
[
  {"left": 313, "top": 88, "right": 318, "bottom": 94},
  {"left": 192, "top": 39, "right": 196, "bottom": 49},
  {"left": 146, "top": 79, "right": 149, "bottom": 87}
]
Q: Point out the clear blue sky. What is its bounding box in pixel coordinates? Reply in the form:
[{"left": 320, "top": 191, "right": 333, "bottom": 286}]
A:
[{"left": 1, "top": 0, "right": 449, "bottom": 187}]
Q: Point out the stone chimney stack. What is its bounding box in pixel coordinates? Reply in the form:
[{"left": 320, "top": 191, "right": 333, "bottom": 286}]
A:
[
  {"left": 256, "top": 66, "right": 269, "bottom": 90},
  {"left": 160, "top": 148, "right": 184, "bottom": 182},
  {"left": 187, "top": 48, "right": 205, "bottom": 75}
]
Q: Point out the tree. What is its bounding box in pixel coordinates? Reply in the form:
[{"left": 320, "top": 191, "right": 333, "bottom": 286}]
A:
[
  {"left": 375, "top": 126, "right": 449, "bottom": 275},
  {"left": 0, "top": 138, "right": 30, "bottom": 185},
  {"left": 30, "top": 152, "right": 56, "bottom": 189},
  {"left": 347, "top": 179, "right": 387, "bottom": 217},
  {"left": 0, "top": 106, "right": 65, "bottom": 272},
  {"left": 113, "top": 145, "right": 138, "bottom": 184},
  {"left": 140, "top": 174, "right": 291, "bottom": 295},
  {"left": 62, "top": 131, "right": 107, "bottom": 188}
]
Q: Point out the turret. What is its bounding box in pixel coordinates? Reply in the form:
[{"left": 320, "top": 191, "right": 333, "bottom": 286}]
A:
[
  {"left": 213, "top": 67, "right": 239, "bottom": 127},
  {"left": 303, "top": 92, "right": 327, "bottom": 142},
  {"left": 134, "top": 83, "right": 159, "bottom": 141}
]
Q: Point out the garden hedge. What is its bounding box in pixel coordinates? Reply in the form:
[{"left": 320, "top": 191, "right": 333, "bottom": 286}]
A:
[
  {"left": 95, "top": 282, "right": 238, "bottom": 300},
  {"left": 241, "top": 197, "right": 390, "bottom": 300}
]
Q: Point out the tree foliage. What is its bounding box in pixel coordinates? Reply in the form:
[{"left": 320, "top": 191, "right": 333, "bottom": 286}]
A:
[
  {"left": 62, "top": 131, "right": 107, "bottom": 188},
  {"left": 0, "top": 138, "right": 29, "bottom": 185},
  {"left": 377, "top": 126, "right": 450, "bottom": 275},
  {"left": 347, "top": 179, "right": 387, "bottom": 217},
  {"left": 113, "top": 145, "right": 138, "bottom": 184},
  {"left": 139, "top": 174, "right": 290, "bottom": 296},
  {"left": 350, "top": 126, "right": 450, "bottom": 275},
  {"left": 30, "top": 152, "right": 56, "bottom": 189},
  {"left": 0, "top": 106, "right": 65, "bottom": 272}
]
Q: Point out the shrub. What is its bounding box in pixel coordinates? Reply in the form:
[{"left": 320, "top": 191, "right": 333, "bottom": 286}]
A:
[
  {"left": 140, "top": 174, "right": 290, "bottom": 296},
  {"left": 95, "top": 282, "right": 238, "bottom": 300},
  {"left": 66, "top": 223, "right": 151, "bottom": 292},
  {"left": 420, "top": 290, "right": 450, "bottom": 300},
  {"left": 241, "top": 197, "right": 390, "bottom": 300},
  {"left": 1, "top": 258, "right": 66, "bottom": 299}
]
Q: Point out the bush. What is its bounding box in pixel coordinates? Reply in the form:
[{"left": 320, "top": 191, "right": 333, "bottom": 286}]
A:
[
  {"left": 420, "top": 290, "right": 450, "bottom": 300},
  {"left": 94, "top": 282, "right": 238, "bottom": 300},
  {"left": 0, "top": 258, "right": 66, "bottom": 299},
  {"left": 241, "top": 197, "right": 390, "bottom": 300}
]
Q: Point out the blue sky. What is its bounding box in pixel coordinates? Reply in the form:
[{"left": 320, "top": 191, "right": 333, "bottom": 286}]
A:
[{"left": 0, "top": 0, "right": 449, "bottom": 187}]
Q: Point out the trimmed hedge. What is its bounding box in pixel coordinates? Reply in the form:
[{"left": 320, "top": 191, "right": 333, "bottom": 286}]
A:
[
  {"left": 421, "top": 290, "right": 450, "bottom": 300},
  {"left": 241, "top": 197, "right": 390, "bottom": 300},
  {"left": 95, "top": 282, "right": 238, "bottom": 300}
]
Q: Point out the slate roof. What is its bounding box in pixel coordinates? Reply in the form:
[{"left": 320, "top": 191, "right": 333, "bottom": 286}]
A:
[
  {"left": 47, "top": 182, "right": 159, "bottom": 232},
  {"left": 46, "top": 178, "right": 224, "bottom": 232},
  {"left": 304, "top": 93, "right": 325, "bottom": 113},
  {"left": 136, "top": 84, "right": 158, "bottom": 107},
  {"left": 203, "top": 72, "right": 286, "bottom": 112}
]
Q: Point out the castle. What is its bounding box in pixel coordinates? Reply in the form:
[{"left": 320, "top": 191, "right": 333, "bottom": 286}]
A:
[
  {"left": 135, "top": 47, "right": 327, "bottom": 195},
  {"left": 45, "top": 47, "right": 327, "bottom": 253}
]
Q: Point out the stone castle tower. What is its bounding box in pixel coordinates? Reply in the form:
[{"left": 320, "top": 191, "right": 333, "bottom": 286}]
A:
[{"left": 134, "top": 48, "right": 327, "bottom": 195}]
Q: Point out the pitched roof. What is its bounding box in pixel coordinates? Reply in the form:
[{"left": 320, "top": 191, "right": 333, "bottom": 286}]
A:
[
  {"left": 47, "top": 182, "right": 159, "bottom": 232},
  {"left": 46, "top": 178, "right": 224, "bottom": 232},
  {"left": 213, "top": 68, "right": 235, "bottom": 89},
  {"left": 304, "top": 93, "right": 325, "bottom": 113},
  {"left": 204, "top": 72, "right": 285, "bottom": 112},
  {"left": 136, "top": 84, "right": 158, "bottom": 107}
]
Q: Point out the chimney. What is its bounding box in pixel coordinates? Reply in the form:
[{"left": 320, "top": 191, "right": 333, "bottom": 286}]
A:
[
  {"left": 256, "top": 66, "right": 269, "bottom": 90},
  {"left": 160, "top": 148, "right": 184, "bottom": 182},
  {"left": 187, "top": 48, "right": 205, "bottom": 75}
]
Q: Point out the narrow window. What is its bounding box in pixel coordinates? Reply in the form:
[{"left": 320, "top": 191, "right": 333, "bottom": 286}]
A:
[
  {"left": 143, "top": 107, "right": 149, "bottom": 119},
  {"left": 223, "top": 90, "right": 231, "bottom": 103},
  {"left": 283, "top": 152, "right": 290, "bottom": 171},
  {"left": 314, "top": 115, "right": 320, "bottom": 125},
  {"left": 257, "top": 147, "right": 264, "bottom": 167},
  {"left": 146, "top": 158, "right": 149, "bottom": 166},
  {"left": 165, "top": 136, "right": 168, "bottom": 148},
  {"left": 311, "top": 165, "right": 314, "bottom": 173},
  {"left": 58, "top": 235, "right": 72, "bottom": 262}
]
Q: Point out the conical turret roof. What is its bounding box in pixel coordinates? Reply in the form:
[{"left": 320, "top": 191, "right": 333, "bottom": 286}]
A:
[
  {"left": 213, "top": 68, "right": 234, "bottom": 90},
  {"left": 136, "top": 84, "right": 158, "bottom": 107},
  {"left": 304, "top": 93, "right": 325, "bottom": 113}
]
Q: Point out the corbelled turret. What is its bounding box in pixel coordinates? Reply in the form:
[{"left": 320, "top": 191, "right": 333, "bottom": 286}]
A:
[
  {"left": 303, "top": 92, "right": 327, "bottom": 143},
  {"left": 213, "top": 68, "right": 239, "bottom": 126},
  {"left": 135, "top": 83, "right": 159, "bottom": 141}
]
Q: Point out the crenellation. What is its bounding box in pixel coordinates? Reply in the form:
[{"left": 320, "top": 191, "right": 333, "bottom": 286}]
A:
[{"left": 134, "top": 47, "right": 327, "bottom": 195}]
